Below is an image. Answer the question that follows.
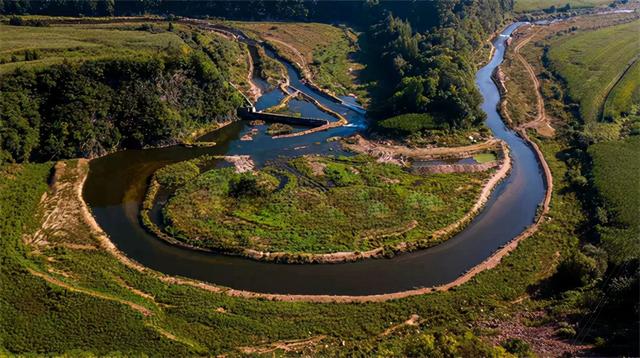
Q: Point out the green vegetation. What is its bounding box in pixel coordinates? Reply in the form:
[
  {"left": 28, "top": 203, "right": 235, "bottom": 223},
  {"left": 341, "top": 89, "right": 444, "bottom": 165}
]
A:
[
  {"left": 603, "top": 59, "right": 640, "bottom": 124},
  {"left": 363, "top": 1, "right": 510, "bottom": 131},
  {"left": 378, "top": 113, "right": 439, "bottom": 135},
  {"left": 159, "top": 155, "right": 490, "bottom": 255},
  {"left": 266, "top": 123, "right": 294, "bottom": 136},
  {"left": 547, "top": 20, "right": 640, "bottom": 127},
  {"left": 473, "top": 152, "right": 498, "bottom": 164},
  {"left": 514, "top": 0, "right": 611, "bottom": 12},
  {"left": 588, "top": 136, "right": 640, "bottom": 261},
  {"left": 0, "top": 23, "right": 186, "bottom": 74},
  {"left": 0, "top": 23, "right": 244, "bottom": 164},
  {"left": 253, "top": 44, "right": 286, "bottom": 86},
  {"left": 233, "top": 21, "right": 364, "bottom": 97},
  {"left": 517, "top": 15, "right": 640, "bottom": 354},
  {"left": 0, "top": 130, "right": 595, "bottom": 355}
]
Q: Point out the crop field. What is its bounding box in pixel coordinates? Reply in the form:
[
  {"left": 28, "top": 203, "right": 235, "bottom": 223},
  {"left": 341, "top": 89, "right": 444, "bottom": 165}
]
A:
[
  {"left": 588, "top": 136, "right": 640, "bottom": 262},
  {"left": 547, "top": 20, "right": 640, "bottom": 125},
  {"left": 514, "top": 0, "right": 611, "bottom": 12},
  {"left": 231, "top": 21, "right": 365, "bottom": 98},
  {"left": 0, "top": 23, "right": 187, "bottom": 74},
  {"left": 603, "top": 59, "right": 640, "bottom": 121},
  {"left": 160, "top": 155, "right": 490, "bottom": 255}
]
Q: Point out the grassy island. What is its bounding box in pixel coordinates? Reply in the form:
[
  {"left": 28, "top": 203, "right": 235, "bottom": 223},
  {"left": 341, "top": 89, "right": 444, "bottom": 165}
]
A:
[{"left": 149, "top": 155, "right": 492, "bottom": 258}]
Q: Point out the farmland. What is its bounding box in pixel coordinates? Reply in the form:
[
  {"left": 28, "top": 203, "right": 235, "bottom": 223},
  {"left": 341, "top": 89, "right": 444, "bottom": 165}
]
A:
[
  {"left": 514, "top": 0, "right": 611, "bottom": 12},
  {"left": 0, "top": 22, "right": 254, "bottom": 90},
  {"left": 160, "top": 155, "right": 491, "bottom": 256},
  {"left": 603, "top": 59, "right": 640, "bottom": 121},
  {"left": 547, "top": 20, "right": 640, "bottom": 126},
  {"left": 588, "top": 136, "right": 640, "bottom": 261}
]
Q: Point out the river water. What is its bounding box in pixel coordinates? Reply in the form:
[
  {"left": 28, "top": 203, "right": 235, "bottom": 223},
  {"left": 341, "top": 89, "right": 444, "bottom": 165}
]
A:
[{"left": 84, "top": 22, "right": 545, "bottom": 295}]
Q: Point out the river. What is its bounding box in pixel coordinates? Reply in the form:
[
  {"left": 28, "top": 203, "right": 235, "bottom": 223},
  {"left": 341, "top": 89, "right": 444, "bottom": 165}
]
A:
[{"left": 83, "top": 22, "right": 545, "bottom": 296}]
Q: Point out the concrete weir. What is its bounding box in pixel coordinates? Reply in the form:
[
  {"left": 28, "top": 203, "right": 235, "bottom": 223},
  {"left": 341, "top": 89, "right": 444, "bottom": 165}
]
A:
[{"left": 238, "top": 107, "right": 329, "bottom": 127}]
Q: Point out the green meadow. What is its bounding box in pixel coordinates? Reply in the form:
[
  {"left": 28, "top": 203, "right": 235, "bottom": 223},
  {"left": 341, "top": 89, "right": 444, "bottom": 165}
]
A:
[
  {"left": 0, "top": 23, "right": 189, "bottom": 74},
  {"left": 548, "top": 20, "right": 640, "bottom": 125}
]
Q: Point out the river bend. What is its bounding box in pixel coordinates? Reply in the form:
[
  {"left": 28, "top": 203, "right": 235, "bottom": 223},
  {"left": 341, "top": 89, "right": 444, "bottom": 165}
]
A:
[{"left": 84, "top": 22, "right": 545, "bottom": 295}]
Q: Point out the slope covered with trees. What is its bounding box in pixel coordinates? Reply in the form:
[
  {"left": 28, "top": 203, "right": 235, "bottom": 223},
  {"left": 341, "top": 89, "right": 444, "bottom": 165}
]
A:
[
  {"left": 2, "top": 0, "right": 513, "bottom": 136},
  {"left": 0, "top": 22, "right": 246, "bottom": 164}
]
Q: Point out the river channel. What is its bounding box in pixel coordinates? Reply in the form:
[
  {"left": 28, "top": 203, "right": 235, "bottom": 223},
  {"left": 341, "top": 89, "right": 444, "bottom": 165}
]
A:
[{"left": 83, "top": 22, "right": 545, "bottom": 296}]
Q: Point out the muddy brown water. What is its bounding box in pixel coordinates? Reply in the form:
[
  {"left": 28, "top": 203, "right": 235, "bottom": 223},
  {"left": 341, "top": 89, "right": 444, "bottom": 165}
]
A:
[{"left": 84, "top": 22, "right": 545, "bottom": 295}]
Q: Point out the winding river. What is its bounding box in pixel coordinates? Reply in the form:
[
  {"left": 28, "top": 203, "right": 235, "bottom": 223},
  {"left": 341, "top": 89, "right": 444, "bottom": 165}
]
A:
[{"left": 83, "top": 22, "right": 545, "bottom": 296}]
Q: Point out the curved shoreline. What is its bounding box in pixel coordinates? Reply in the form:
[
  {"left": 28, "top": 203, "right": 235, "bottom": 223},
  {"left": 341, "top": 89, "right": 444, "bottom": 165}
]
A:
[
  {"left": 77, "top": 127, "right": 552, "bottom": 303},
  {"left": 82, "top": 21, "right": 549, "bottom": 298},
  {"left": 137, "top": 142, "right": 511, "bottom": 264}
]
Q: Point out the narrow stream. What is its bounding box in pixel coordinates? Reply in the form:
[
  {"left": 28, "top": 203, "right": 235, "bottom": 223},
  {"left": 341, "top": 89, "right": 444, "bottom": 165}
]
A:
[{"left": 84, "top": 22, "right": 545, "bottom": 296}]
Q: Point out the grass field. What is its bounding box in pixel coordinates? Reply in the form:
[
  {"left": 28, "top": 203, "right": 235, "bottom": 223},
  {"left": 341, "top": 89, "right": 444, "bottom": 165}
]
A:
[
  {"left": 231, "top": 21, "right": 365, "bottom": 98},
  {"left": 0, "top": 23, "right": 188, "bottom": 74},
  {"left": 547, "top": 20, "right": 640, "bottom": 126},
  {"left": 161, "top": 155, "right": 489, "bottom": 255},
  {"left": 514, "top": 0, "right": 611, "bottom": 12},
  {"left": 0, "top": 134, "right": 585, "bottom": 355}
]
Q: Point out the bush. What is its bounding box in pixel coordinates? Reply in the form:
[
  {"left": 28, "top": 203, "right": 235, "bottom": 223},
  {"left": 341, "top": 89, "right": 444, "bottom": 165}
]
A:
[
  {"left": 8, "top": 16, "right": 24, "bottom": 26},
  {"left": 502, "top": 338, "right": 533, "bottom": 357},
  {"left": 266, "top": 123, "right": 293, "bottom": 136},
  {"left": 155, "top": 161, "right": 200, "bottom": 188},
  {"left": 228, "top": 174, "right": 269, "bottom": 198},
  {"left": 553, "top": 251, "right": 600, "bottom": 289}
]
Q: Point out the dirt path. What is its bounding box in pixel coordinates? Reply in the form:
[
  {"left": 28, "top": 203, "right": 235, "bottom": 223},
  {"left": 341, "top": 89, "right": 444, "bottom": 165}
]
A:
[
  {"left": 380, "top": 314, "right": 423, "bottom": 337},
  {"left": 28, "top": 268, "right": 152, "bottom": 316},
  {"left": 239, "top": 335, "right": 326, "bottom": 355},
  {"left": 223, "top": 155, "right": 255, "bottom": 173},
  {"left": 244, "top": 46, "right": 262, "bottom": 102},
  {"left": 343, "top": 135, "right": 502, "bottom": 164},
  {"left": 512, "top": 30, "right": 555, "bottom": 137}
]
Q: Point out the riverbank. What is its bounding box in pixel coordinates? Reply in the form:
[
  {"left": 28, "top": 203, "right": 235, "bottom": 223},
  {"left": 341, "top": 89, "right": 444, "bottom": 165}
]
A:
[
  {"left": 75, "top": 125, "right": 553, "bottom": 304},
  {"left": 139, "top": 153, "right": 500, "bottom": 263}
]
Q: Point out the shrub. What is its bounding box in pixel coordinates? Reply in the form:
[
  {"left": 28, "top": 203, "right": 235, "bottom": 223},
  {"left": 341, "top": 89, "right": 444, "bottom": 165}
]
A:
[
  {"left": 155, "top": 161, "right": 200, "bottom": 188},
  {"left": 8, "top": 16, "right": 24, "bottom": 26},
  {"left": 228, "top": 174, "right": 269, "bottom": 198},
  {"left": 553, "top": 251, "right": 600, "bottom": 289},
  {"left": 266, "top": 123, "right": 293, "bottom": 136},
  {"left": 501, "top": 338, "right": 533, "bottom": 357}
]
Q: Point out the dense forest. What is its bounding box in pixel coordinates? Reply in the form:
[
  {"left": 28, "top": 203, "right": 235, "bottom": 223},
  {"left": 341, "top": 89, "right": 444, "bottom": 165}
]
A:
[
  {"left": 1, "top": 0, "right": 513, "bottom": 154},
  {"left": 0, "top": 25, "right": 245, "bottom": 163},
  {"left": 0, "top": 54, "right": 242, "bottom": 163}
]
